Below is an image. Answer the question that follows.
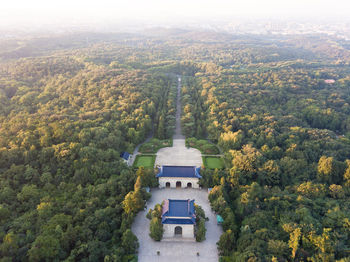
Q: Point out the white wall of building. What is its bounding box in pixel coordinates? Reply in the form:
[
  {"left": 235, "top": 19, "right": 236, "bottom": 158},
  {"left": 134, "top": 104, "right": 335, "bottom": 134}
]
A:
[
  {"left": 159, "top": 177, "right": 200, "bottom": 189},
  {"left": 163, "top": 224, "right": 194, "bottom": 238}
]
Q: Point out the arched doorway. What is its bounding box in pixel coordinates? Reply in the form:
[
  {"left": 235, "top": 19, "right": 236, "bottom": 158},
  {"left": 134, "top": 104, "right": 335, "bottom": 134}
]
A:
[
  {"left": 174, "top": 226, "right": 182, "bottom": 236},
  {"left": 176, "top": 181, "right": 182, "bottom": 188},
  {"left": 165, "top": 182, "right": 171, "bottom": 188},
  {"left": 187, "top": 182, "right": 192, "bottom": 188}
]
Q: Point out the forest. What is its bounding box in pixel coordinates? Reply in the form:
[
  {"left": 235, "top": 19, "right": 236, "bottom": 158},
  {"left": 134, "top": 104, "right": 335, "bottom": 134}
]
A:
[{"left": 0, "top": 29, "right": 350, "bottom": 261}]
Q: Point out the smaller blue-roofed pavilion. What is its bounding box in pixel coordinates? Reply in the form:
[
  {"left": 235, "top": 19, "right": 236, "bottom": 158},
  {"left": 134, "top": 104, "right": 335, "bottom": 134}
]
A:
[
  {"left": 120, "top": 152, "right": 130, "bottom": 161},
  {"left": 162, "top": 199, "right": 196, "bottom": 224},
  {"left": 162, "top": 199, "right": 196, "bottom": 238}
]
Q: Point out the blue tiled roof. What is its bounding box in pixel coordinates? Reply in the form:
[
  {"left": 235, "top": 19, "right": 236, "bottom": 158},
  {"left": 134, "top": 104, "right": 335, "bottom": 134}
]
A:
[
  {"left": 156, "top": 166, "right": 201, "bottom": 178},
  {"left": 162, "top": 218, "right": 196, "bottom": 224},
  {"left": 168, "top": 199, "right": 194, "bottom": 216},
  {"left": 120, "top": 152, "right": 130, "bottom": 160},
  {"left": 162, "top": 199, "right": 196, "bottom": 225}
]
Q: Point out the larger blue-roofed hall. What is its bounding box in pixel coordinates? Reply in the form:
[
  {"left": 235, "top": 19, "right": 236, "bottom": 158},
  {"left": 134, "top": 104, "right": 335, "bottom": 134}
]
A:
[{"left": 156, "top": 165, "right": 202, "bottom": 189}]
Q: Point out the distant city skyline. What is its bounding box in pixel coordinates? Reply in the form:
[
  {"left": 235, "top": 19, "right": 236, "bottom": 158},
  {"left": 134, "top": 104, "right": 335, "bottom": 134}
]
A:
[{"left": 1, "top": 0, "right": 350, "bottom": 28}]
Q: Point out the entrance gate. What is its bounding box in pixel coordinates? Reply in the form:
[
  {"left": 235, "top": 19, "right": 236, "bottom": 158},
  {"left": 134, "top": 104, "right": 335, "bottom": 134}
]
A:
[{"left": 174, "top": 226, "right": 182, "bottom": 236}]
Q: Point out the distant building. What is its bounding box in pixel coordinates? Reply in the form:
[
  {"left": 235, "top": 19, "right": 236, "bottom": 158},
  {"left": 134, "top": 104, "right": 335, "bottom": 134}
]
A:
[
  {"left": 324, "top": 79, "right": 336, "bottom": 84},
  {"left": 156, "top": 166, "right": 202, "bottom": 189},
  {"left": 162, "top": 199, "right": 196, "bottom": 239}
]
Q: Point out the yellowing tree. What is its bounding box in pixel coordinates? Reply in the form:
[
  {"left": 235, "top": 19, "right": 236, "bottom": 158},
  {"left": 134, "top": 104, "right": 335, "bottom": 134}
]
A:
[{"left": 289, "top": 227, "right": 301, "bottom": 260}]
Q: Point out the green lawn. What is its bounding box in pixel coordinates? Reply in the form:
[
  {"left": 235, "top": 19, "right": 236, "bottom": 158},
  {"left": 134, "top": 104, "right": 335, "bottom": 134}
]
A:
[
  {"left": 133, "top": 155, "right": 155, "bottom": 168},
  {"left": 203, "top": 156, "right": 225, "bottom": 169}
]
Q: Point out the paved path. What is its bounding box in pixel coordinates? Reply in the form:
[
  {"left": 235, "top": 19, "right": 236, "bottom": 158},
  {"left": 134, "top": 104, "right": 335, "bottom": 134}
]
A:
[
  {"left": 132, "top": 188, "right": 222, "bottom": 262},
  {"left": 154, "top": 76, "right": 202, "bottom": 167},
  {"left": 174, "top": 76, "right": 185, "bottom": 140}
]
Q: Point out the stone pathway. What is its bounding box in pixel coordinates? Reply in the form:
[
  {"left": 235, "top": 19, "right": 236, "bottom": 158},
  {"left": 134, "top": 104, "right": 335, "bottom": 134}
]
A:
[
  {"left": 174, "top": 76, "right": 185, "bottom": 140},
  {"left": 154, "top": 76, "right": 202, "bottom": 167},
  {"left": 154, "top": 139, "right": 202, "bottom": 167},
  {"left": 132, "top": 76, "right": 221, "bottom": 262}
]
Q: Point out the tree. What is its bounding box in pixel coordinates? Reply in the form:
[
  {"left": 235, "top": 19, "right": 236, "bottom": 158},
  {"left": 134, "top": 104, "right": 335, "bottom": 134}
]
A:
[
  {"left": 329, "top": 184, "right": 345, "bottom": 199},
  {"left": 229, "top": 168, "right": 240, "bottom": 188},
  {"left": 28, "top": 235, "right": 60, "bottom": 262},
  {"left": 230, "top": 144, "right": 263, "bottom": 178},
  {"left": 17, "top": 184, "right": 40, "bottom": 205},
  {"left": 289, "top": 227, "right": 301, "bottom": 260},
  {"left": 0, "top": 232, "right": 19, "bottom": 258},
  {"left": 222, "top": 208, "right": 237, "bottom": 233},
  {"left": 217, "top": 229, "right": 235, "bottom": 256},
  {"left": 219, "top": 130, "right": 244, "bottom": 151},
  {"left": 267, "top": 240, "right": 289, "bottom": 259},
  {"left": 149, "top": 217, "right": 163, "bottom": 241},
  {"left": 309, "top": 228, "right": 335, "bottom": 262},
  {"left": 121, "top": 229, "right": 139, "bottom": 255},
  {"left": 297, "top": 182, "right": 326, "bottom": 198},
  {"left": 196, "top": 219, "right": 206, "bottom": 242},
  {"left": 137, "top": 167, "right": 158, "bottom": 188},
  {"left": 134, "top": 176, "right": 142, "bottom": 192},
  {"left": 259, "top": 159, "right": 281, "bottom": 186},
  {"left": 344, "top": 160, "right": 350, "bottom": 187},
  {"left": 122, "top": 190, "right": 144, "bottom": 214},
  {"left": 317, "top": 156, "right": 345, "bottom": 184},
  {"left": 156, "top": 115, "right": 165, "bottom": 139}
]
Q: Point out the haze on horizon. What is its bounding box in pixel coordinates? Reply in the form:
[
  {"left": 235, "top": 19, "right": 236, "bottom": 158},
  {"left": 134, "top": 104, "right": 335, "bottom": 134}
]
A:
[{"left": 1, "top": 0, "right": 350, "bottom": 30}]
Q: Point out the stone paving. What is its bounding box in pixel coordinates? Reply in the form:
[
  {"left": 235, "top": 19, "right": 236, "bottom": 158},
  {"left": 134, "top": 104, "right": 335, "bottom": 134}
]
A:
[
  {"left": 132, "top": 188, "right": 222, "bottom": 262},
  {"left": 154, "top": 139, "right": 202, "bottom": 167},
  {"left": 154, "top": 76, "right": 202, "bottom": 167}
]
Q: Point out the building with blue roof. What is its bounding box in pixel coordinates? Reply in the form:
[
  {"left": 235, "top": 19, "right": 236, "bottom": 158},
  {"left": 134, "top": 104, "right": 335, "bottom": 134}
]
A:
[
  {"left": 120, "top": 152, "right": 130, "bottom": 161},
  {"left": 156, "top": 166, "right": 202, "bottom": 189},
  {"left": 162, "top": 199, "right": 196, "bottom": 238}
]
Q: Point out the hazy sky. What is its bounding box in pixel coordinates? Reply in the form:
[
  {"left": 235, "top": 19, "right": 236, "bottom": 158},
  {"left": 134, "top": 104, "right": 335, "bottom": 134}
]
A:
[{"left": 1, "top": 0, "right": 350, "bottom": 27}]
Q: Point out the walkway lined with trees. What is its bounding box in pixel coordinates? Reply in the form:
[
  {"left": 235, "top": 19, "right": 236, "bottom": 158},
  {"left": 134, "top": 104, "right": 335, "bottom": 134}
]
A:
[
  {"left": 154, "top": 77, "right": 202, "bottom": 167},
  {"left": 132, "top": 76, "right": 222, "bottom": 262}
]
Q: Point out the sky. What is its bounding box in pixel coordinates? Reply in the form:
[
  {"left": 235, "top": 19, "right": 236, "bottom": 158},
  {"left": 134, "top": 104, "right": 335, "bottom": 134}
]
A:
[{"left": 1, "top": 0, "right": 350, "bottom": 28}]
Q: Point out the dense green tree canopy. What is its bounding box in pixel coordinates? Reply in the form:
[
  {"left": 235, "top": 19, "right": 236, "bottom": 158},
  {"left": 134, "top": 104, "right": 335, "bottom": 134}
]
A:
[{"left": 0, "top": 29, "right": 350, "bottom": 261}]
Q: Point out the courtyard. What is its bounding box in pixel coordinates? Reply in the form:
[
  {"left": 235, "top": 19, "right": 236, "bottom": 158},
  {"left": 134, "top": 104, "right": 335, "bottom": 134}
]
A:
[{"left": 132, "top": 188, "right": 222, "bottom": 262}]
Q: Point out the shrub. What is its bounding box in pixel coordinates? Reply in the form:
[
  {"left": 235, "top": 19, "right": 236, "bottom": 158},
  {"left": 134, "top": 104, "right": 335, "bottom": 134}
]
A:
[
  {"left": 149, "top": 217, "right": 164, "bottom": 241},
  {"left": 185, "top": 137, "right": 220, "bottom": 154},
  {"left": 195, "top": 204, "right": 206, "bottom": 221},
  {"left": 222, "top": 208, "right": 237, "bottom": 233},
  {"left": 195, "top": 204, "right": 207, "bottom": 242},
  {"left": 196, "top": 219, "right": 206, "bottom": 242},
  {"left": 121, "top": 229, "right": 139, "bottom": 255},
  {"left": 148, "top": 203, "right": 164, "bottom": 241},
  {"left": 202, "top": 144, "right": 219, "bottom": 154},
  {"left": 146, "top": 209, "right": 152, "bottom": 220},
  {"left": 217, "top": 229, "right": 235, "bottom": 256},
  {"left": 146, "top": 203, "right": 162, "bottom": 220}
]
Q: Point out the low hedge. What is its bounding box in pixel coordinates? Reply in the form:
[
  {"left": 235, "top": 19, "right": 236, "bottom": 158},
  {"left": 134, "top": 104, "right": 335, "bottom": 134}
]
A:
[
  {"left": 139, "top": 138, "right": 172, "bottom": 153},
  {"left": 186, "top": 137, "right": 220, "bottom": 154}
]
